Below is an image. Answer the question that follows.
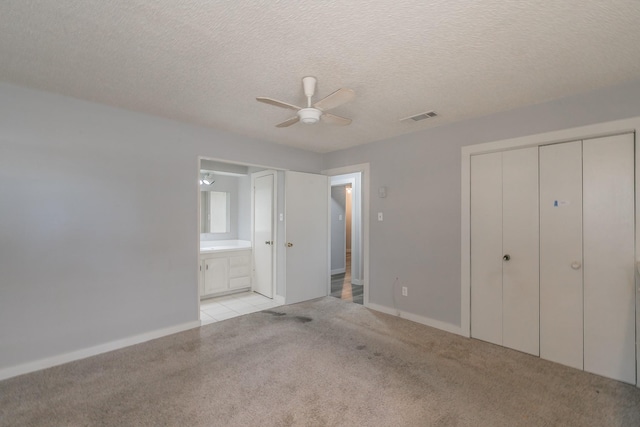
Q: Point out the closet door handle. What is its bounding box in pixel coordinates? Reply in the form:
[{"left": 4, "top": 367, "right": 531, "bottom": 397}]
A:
[
  {"left": 503, "top": 254, "right": 511, "bottom": 261},
  {"left": 571, "top": 261, "right": 581, "bottom": 270}
]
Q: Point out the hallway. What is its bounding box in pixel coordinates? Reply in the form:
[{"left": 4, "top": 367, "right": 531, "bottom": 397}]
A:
[{"left": 330, "top": 253, "right": 363, "bottom": 304}]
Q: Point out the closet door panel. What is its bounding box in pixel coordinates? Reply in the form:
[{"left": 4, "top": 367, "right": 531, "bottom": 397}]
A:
[
  {"left": 540, "top": 141, "right": 583, "bottom": 370},
  {"left": 502, "top": 147, "right": 539, "bottom": 356},
  {"left": 583, "top": 134, "right": 635, "bottom": 384},
  {"left": 471, "top": 152, "right": 503, "bottom": 345}
]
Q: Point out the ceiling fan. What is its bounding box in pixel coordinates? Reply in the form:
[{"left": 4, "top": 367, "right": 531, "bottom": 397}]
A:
[{"left": 256, "top": 76, "right": 355, "bottom": 128}]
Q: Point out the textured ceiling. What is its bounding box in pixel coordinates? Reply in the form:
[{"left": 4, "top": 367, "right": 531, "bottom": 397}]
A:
[{"left": 2, "top": 1, "right": 640, "bottom": 153}]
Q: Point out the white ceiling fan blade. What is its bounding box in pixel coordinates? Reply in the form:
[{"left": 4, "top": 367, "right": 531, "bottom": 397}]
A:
[
  {"left": 276, "top": 116, "right": 300, "bottom": 128},
  {"left": 321, "top": 113, "right": 352, "bottom": 126},
  {"left": 256, "top": 97, "right": 301, "bottom": 111},
  {"left": 313, "top": 88, "right": 355, "bottom": 111}
]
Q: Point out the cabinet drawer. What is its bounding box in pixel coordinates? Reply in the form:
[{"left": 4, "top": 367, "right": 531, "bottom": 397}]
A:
[
  {"left": 229, "top": 255, "right": 250, "bottom": 267},
  {"left": 229, "top": 276, "right": 251, "bottom": 289},
  {"left": 229, "top": 265, "right": 250, "bottom": 277}
]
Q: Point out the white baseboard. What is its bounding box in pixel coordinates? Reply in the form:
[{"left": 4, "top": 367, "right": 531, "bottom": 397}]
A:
[
  {"left": 366, "top": 303, "right": 464, "bottom": 336},
  {"left": 0, "top": 320, "right": 201, "bottom": 381},
  {"left": 274, "top": 295, "right": 286, "bottom": 305},
  {"left": 331, "top": 268, "right": 346, "bottom": 275}
]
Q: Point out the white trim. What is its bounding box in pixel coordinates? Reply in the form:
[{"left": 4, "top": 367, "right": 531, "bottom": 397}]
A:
[
  {"left": 274, "top": 295, "right": 286, "bottom": 305},
  {"left": 636, "top": 136, "right": 640, "bottom": 388},
  {"left": 367, "top": 303, "right": 464, "bottom": 336},
  {"left": 331, "top": 268, "right": 346, "bottom": 275},
  {"left": 351, "top": 279, "right": 362, "bottom": 286},
  {"left": 461, "top": 116, "right": 640, "bottom": 388},
  {"left": 0, "top": 321, "right": 200, "bottom": 381},
  {"left": 322, "top": 163, "right": 370, "bottom": 307}
]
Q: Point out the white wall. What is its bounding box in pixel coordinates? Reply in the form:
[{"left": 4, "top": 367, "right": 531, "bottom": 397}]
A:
[
  {"left": 237, "top": 174, "right": 252, "bottom": 241},
  {"left": 200, "top": 174, "right": 239, "bottom": 240},
  {"left": 322, "top": 78, "right": 640, "bottom": 328},
  {"left": 0, "top": 83, "right": 322, "bottom": 375}
]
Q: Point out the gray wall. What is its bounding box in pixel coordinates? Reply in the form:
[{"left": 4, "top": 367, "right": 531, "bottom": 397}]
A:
[
  {"left": 322, "top": 78, "right": 640, "bottom": 327},
  {"left": 0, "top": 83, "right": 322, "bottom": 372},
  {"left": 330, "top": 186, "right": 347, "bottom": 272}
]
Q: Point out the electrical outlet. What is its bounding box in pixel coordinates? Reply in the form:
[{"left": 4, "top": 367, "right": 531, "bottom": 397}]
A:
[{"left": 401, "top": 286, "right": 408, "bottom": 297}]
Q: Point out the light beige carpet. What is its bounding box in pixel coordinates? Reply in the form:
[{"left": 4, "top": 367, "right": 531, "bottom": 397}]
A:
[{"left": 1, "top": 297, "right": 639, "bottom": 426}]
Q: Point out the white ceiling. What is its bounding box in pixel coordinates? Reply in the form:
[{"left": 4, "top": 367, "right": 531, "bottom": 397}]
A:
[{"left": 2, "top": 1, "right": 640, "bottom": 153}]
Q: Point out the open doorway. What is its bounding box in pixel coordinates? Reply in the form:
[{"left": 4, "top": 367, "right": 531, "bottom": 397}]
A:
[
  {"left": 329, "top": 171, "right": 364, "bottom": 305},
  {"left": 197, "top": 158, "right": 282, "bottom": 325}
]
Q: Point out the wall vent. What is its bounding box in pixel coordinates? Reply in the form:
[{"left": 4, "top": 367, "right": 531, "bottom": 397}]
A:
[{"left": 400, "top": 111, "right": 438, "bottom": 122}]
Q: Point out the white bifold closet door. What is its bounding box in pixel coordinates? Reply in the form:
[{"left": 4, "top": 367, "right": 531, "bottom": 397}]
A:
[
  {"left": 540, "top": 134, "right": 635, "bottom": 384},
  {"left": 540, "top": 141, "right": 584, "bottom": 370},
  {"left": 471, "top": 147, "right": 539, "bottom": 356},
  {"left": 583, "top": 134, "right": 635, "bottom": 384}
]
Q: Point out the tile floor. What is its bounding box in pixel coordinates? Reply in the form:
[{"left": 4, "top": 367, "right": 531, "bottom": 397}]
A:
[{"left": 199, "top": 291, "right": 282, "bottom": 325}]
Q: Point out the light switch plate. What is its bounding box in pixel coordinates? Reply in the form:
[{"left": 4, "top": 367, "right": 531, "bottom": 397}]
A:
[{"left": 378, "top": 212, "right": 383, "bottom": 221}]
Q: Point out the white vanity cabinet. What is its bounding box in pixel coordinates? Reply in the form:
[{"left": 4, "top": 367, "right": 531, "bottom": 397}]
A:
[
  {"left": 203, "top": 257, "right": 228, "bottom": 295},
  {"left": 200, "top": 249, "right": 252, "bottom": 298}
]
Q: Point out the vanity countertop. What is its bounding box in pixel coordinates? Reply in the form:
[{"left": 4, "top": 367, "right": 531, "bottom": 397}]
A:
[{"left": 200, "top": 240, "right": 251, "bottom": 254}]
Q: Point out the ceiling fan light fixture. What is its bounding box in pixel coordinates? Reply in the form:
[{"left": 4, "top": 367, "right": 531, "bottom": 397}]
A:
[{"left": 298, "top": 108, "right": 321, "bottom": 124}]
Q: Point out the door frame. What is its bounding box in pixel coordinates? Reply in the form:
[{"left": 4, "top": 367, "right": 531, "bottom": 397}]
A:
[
  {"left": 251, "top": 169, "right": 278, "bottom": 299},
  {"left": 323, "top": 163, "right": 370, "bottom": 307},
  {"left": 461, "top": 117, "right": 640, "bottom": 387},
  {"left": 197, "top": 156, "right": 285, "bottom": 321}
]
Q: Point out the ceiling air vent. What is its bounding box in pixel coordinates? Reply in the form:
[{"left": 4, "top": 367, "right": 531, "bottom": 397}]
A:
[{"left": 400, "top": 111, "right": 438, "bottom": 123}]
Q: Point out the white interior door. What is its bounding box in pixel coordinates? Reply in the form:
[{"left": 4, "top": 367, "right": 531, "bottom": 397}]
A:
[
  {"left": 540, "top": 140, "right": 584, "bottom": 371},
  {"left": 253, "top": 172, "right": 275, "bottom": 298},
  {"left": 471, "top": 152, "right": 503, "bottom": 346},
  {"left": 285, "top": 171, "right": 329, "bottom": 304},
  {"left": 583, "top": 134, "right": 635, "bottom": 384},
  {"left": 502, "top": 147, "right": 539, "bottom": 356}
]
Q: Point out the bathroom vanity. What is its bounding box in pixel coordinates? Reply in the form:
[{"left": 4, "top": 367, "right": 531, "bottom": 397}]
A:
[{"left": 199, "top": 240, "right": 252, "bottom": 298}]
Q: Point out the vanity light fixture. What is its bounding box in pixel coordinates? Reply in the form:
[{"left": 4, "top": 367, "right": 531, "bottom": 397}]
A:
[{"left": 201, "top": 174, "right": 215, "bottom": 186}]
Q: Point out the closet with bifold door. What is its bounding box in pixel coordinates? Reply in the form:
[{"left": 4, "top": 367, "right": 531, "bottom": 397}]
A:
[
  {"left": 471, "top": 133, "right": 636, "bottom": 384},
  {"left": 471, "top": 146, "right": 540, "bottom": 356}
]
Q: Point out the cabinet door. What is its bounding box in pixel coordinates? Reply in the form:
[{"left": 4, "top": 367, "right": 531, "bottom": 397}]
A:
[
  {"left": 502, "top": 147, "right": 539, "bottom": 356},
  {"left": 204, "top": 258, "right": 228, "bottom": 295},
  {"left": 540, "top": 141, "right": 584, "bottom": 371},
  {"left": 583, "top": 134, "right": 635, "bottom": 384},
  {"left": 471, "top": 152, "right": 503, "bottom": 346}
]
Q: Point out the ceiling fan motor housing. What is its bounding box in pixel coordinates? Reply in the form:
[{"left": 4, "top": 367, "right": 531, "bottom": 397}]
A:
[{"left": 298, "top": 107, "right": 321, "bottom": 124}]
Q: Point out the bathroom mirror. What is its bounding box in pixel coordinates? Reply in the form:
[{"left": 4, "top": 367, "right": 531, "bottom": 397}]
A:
[{"left": 200, "top": 191, "right": 230, "bottom": 233}]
